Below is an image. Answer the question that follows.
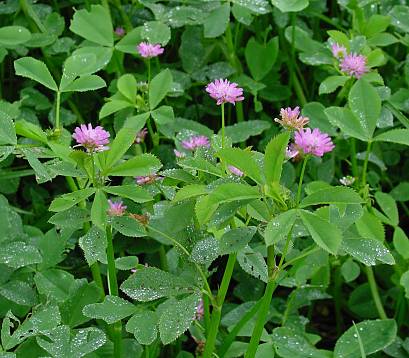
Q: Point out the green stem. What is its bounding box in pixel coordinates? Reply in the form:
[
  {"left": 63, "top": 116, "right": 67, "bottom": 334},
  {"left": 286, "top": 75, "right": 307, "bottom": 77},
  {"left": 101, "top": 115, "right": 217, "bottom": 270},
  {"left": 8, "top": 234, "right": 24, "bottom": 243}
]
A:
[
  {"left": 202, "top": 253, "right": 237, "bottom": 358},
  {"left": 361, "top": 141, "right": 372, "bottom": 187},
  {"left": 296, "top": 156, "right": 309, "bottom": 205},
  {"left": 365, "top": 266, "right": 387, "bottom": 320},
  {"left": 106, "top": 225, "right": 122, "bottom": 358},
  {"left": 147, "top": 59, "right": 151, "bottom": 85},
  {"left": 55, "top": 91, "right": 61, "bottom": 133},
  {"left": 221, "top": 103, "right": 225, "bottom": 149},
  {"left": 350, "top": 138, "right": 358, "bottom": 178},
  {"left": 219, "top": 300, "right": 263, "bottom": 357},
  {"left": 111, "top": 0, "right": 132, "bottom": 31},
  {"left": 158, "top": 246, "right": 168, "bottom": 271}
]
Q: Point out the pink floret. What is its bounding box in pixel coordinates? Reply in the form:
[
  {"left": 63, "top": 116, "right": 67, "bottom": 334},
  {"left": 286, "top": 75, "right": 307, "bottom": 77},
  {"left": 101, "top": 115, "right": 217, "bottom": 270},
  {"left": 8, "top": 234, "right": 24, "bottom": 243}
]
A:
[
  {"left": 72, "top": 124, "right": 110, "bottom": 153},
  {"left": 205, "top": 79, "right": 244, "bottom": 105},
  {"left": 137, "top": 42, "right": 164, "bottom": 58},
  {"left": 294, "top": 128, "right": 334, "bottom": 157},
  {"left": 107, "top": 199, "right": 127, "bottom": 216},
  {"left": 340, "top": 54, "right": 368, "bottom": 79},
  {"left": 181, "top": 135, "right": 210, "bottom": 151}
]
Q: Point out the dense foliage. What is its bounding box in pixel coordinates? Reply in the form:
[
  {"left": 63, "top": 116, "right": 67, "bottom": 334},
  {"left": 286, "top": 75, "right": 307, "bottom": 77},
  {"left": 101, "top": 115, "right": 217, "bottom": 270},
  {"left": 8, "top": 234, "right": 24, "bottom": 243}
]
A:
[{"left": 1, "top": 0, "right": 409, "bottom": 357}]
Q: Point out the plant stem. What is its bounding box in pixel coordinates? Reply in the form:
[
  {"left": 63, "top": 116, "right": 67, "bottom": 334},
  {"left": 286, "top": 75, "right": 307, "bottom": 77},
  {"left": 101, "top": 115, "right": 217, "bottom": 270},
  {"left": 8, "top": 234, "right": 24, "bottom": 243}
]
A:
[
  {"left": 55, "top": 91, "right": 61, "bottom": 133},
  {"left": 66, "top": 177, "right": 105, "bottom": 299},
  {"left": 202, "top": 253, "right": 237, "bottom": 358},
  {"left": 219, "top": 300, "right": 263, "bottom": 357},
  {"left": 221, "top": 103, "right": 225, "bottom": 149},
  {"left": 365, "top": 266, "right": 387, "bottom": 320},
  {"left": 361, "top": 141, "right": 372, "bottom": 187},
  {"left": 147, "top": 59, "right": 151, "bottom": 85},
  {"left": 106, "top": 225, "right": 122, "bottom": 358},
  {"left": 296, "top": 156, "right": 309, "bottom": 205},
  {"left": 158, "top": 246, "right": 168, "bottom": 271},
  {"left": 350, "top": 138, "right": 358, "bottom": 178}
]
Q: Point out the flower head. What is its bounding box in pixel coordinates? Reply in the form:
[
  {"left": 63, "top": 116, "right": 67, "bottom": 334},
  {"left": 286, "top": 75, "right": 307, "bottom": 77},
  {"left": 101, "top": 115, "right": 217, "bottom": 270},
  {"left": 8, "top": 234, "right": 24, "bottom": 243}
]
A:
[
  {"left": 205, "top": 79, "right": 244, "bottom": 105},
  {"left": 340, "top": 176, "right": 355, "bottom": 186},
  {"left": 195, "top": 299, "right": 204, "bottom": 321},
  {"left": 174, "top": 149, "right": 186, "bottom": 158},
  {"left": 135, "top": 174, "right": 159, "bottom": 185},
  {"left": 72, "top": 124, "right": 110, "bottom": 153},
  {"left": 294, "top": 128, "right": 334, "bottom": 157},
  {"left": 275, "top": 106, "right": 309, "bottom": 130},
  {"left": 340, "top": 54, "right": 368, "bottom": 79},
  {"left": 331, "top": 43, "right": 347, "bottom": 59},
  {"left": 285, "top": 145, "right": 299, "bottom": 160},
  {"left": 181, "top": 135, "right": 210, "bottom": 151},
  {"left": 135, "top": 128, "right": 148, "bottom": 144},
  {"left": 137, "top": 42, "right": 164, "bottom": 58},
  {"left": 228, "top": 165, "right": 244, "bottom": 177},
  {"left": 107, "top": 199, "right": 127, "bottom": 216},
  {"left": 115, "top": 27, "right": 125, "bottom": 37}
]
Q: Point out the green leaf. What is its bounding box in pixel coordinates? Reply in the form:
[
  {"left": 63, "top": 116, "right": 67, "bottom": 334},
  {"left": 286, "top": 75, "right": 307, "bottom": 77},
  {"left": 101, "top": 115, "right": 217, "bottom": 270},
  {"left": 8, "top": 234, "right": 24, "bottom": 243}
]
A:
[
  {"left": 334, "top": 320, "right": 397, "bottom": 358},
  {"left": 222, "top": 120, "right": 271, "bottom": 143},
  {"left": 0, "top": 241, "right": 42, "bottom": 268},
  {"left": 14, "top": 57, "right": 57, "bottom": 91},
  {"left": 299, "top": 209, "right": 342, "bottom": 255},
  {"left": 149, "top": 69, "right": 173, "bottom": 110},
  {"left": 273, "top": 327, "right": 330, "bottom": 358},
  {"left": 264, "top": 209, "right": 297, "bottom": 246},
  {"left": 355, "top": 209, "right": 384, "bottom": 242},
  {"left": 390, "top": 182, "right": 409, "bottom": 202},
  {"left": 0, "top": 280, "right": 37, "bottom": 306},
  {"left": 390, "top": 5, "right": 409, "bottom": 33},
  {"left": 319, "top": 76, "right": 348, "bottom": 95},
  {"left": 237, "top": 247, "right": 268, "bottom": 282},
  {"left": 49, "top": 188, "right": 95, "bottom": 212},
  {"left": 69, "top": 5, "right": 113, "bottom": 47},
  {"left": 364, "top": 15, "right": 390, "bottom": 37},
  {"left": 60, "top": 282, "right": 102, "bottom": 328},
  {"left": 190, "top": 237, "right": 219, "bottom": 266},
  {"left": 374, "top": 128, "right": 409, "bottom": 146},
  {"left": 115, "top": 256, "right": 139, "bottom": 270},
  {"left": 204, "top": 3, "right": 230, "bottom": 38},
  {"left": 110, "top": 216, "right": 146, "bottom": 237},
  {"left": 348, "top": 79, "right": 381, "bottom": 140},
  {"left": 83, "top": 295, "right": 136, "bottom": 324},
  {"left": 0, "top": 26, "right": 31, "bottom": 47},
  {"left": 15, "top": 120, "right": 47, "bottom": 144},
  {"left": 341, "top": 258, "right": 360, "bottom": 283},
  {"left": 178, "top": 157, "right": 223, "bottom": 177},
  {"left": 325, "top": 107, "right": 369, "bottom": 141},
  {"left": 217, "top": 147, "right": 263, "bottom": 184},
  {"left": 115, "top": 28, "right": 143, "bottom": 55},
  {"left": 103, "top": 185, "right": 153, "bottom": 203},
  {"left": 0, "top": 116, "right": 16, "bottom": 145},
  {"left": 342, "top": 238, "right": 395, "bottom": 266},
  {"left": 60, "top": 75, "right": 106, "bottom": 93},
  {"left": 21, "top": 148, "right": 53, "bottom": 184},
  {"left": 99, "top": 99, "right": 133, "bottom": 119},
  {"left": 245, "top": 37, "right": 278, "bottom": 81},
  {"left": 79, "top": 226, "right": 107, "bottom": 266},
  {"left": 400, "top": 271, "right": 409, "bottom": 299},
  {"left": 91, "top": 190, "right": 108, "bottom": 229},
  {"left": 327, "top": 30, "right": 350, "bottom": 50},
  {"left": 173, "top": 184, "right": 208, "bottom": 202},
  {"left": 2, "top": 306, "right": 61, "bottom": 350},
  {"left": 126, "top": 311, "right": 158, "bottom": 345},
  {"left": 107, "top": 154, "right": 161, "bottom": 177},
  {"left": 123, "top": 112, "right": 150, "bottom": 130},
  {"left": 34, "top": 269, "right": 75, "bottom": 303},
  {"left": 151, "top": 105, "right": 174, "bottom": 126},
  {"left": 105, "top": 127, "right": 143, "bottom": 171},
  {"left": 120, "top": 267, "right": 194, "bottom": 301},
  {"left": 219, "top": 227, "right": 257, "bottom": 255},
  {"left": 393, "top": 227, "right": 409, "bottom": 260},
  {"left": 374, "top": 192, "right": 398, "bottom": 226},
  {"left": 271, "top": 0, "right": 309, "bottom": 13},
  {"left": 140, "top": 21, "right": 170, "bottom": 45},
  {"left": 117, "top": 74, "right": 137, "bottom": 103},
  {"left": 300, "top": 186, "right": 363, "bottom": 208},
  {"left": 159, "top": 293, "right": 201, "bottom": 345},
  {"left": 231, "top": 0, "right": 271, "bottom": 14},
  {"left": 36, "top": 325, "right": 106, "bottom": 358},
  {"left": 264, "top": 132, "right": 290, "bottom": 185}
]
